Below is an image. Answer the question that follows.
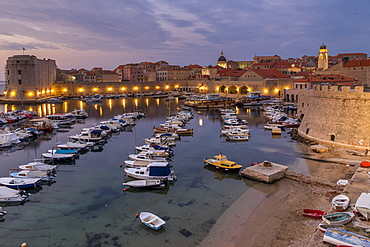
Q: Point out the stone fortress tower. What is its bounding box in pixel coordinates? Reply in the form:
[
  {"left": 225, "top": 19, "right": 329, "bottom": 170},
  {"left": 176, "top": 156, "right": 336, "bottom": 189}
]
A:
[
  {"left": 317, "top": 43, "right": 329, "bottom": 70},
  {"left": 4, "top": 55, "right": 56, "bottom": 101},
  {"left": 297, "top": 85, "right": 370, "bottom": 151}
]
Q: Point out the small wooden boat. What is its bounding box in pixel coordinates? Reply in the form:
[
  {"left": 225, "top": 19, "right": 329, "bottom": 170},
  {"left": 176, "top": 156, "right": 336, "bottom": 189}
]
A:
[
  {"left": 355, "top": 192, "right": 370, "bottom": 220},
  {"left": 123, "top": 179, "right": 166, "bottom": 189},
  {"left": 318, "top": 223, "right": 344, "bottom": 232},
  {"left": 139, "top": 212, "right": 166, "bottom": 230},
  {"left": 322, "top": 212, "right": 355, "bottom": 225},
  {"left": 332, "top": 195, "right": 350, "bottom": 212},
  {"left": 302, "top": 209, "right": 326, "bottom": 219},
  {"left": 204, "top": 153, "right": 243, "bottom": 173},
  {"left": 323, "top": 228, "right": 370, "bottom": 246}
]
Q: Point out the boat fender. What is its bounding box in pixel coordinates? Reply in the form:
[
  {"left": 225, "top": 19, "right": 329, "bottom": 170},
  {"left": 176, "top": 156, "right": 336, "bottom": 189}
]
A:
[{"left": 119, "top": 164, "right": 123, "bottom": 168}]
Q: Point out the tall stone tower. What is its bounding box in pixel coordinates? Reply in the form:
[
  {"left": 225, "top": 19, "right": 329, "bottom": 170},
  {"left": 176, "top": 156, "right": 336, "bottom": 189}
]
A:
[
  {"left": 318, "top": 43, "right": 328, "bottom": 70},
  {"left": 4, "top": 55, "right": 56, "bottom": 101}
]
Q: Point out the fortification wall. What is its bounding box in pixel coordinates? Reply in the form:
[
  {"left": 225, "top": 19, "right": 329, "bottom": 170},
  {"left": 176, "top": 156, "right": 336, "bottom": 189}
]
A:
[{"left": 297, "top": 85, "right": 370, "bottom": 150}]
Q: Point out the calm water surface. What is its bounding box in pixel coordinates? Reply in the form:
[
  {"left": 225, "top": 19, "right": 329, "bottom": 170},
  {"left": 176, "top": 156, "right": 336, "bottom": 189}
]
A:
[{"left": 0, "top": 97, "right": 313, "bottom": 246}]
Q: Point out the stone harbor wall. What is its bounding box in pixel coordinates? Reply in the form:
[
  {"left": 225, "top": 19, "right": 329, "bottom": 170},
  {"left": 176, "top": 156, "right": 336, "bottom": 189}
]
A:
[{"left": 297, "top": 85, "right": 370, "bottom": 151}]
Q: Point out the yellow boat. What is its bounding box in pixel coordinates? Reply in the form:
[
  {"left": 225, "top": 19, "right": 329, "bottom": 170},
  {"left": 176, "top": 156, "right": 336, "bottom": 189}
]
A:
[{"left": 204, "top": 153, "right": 242, "bottom": 173}]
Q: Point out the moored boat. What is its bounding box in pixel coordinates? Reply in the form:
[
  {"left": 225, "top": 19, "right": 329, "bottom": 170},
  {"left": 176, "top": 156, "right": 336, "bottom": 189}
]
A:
[
  {"left": 0, "top": 187, "right": 30, "bottom": 203},
  {"left": 204, "top": 153, "right": 243, "bottom": 173},
  {"left": 355, "top": 192, "right": 370, "bottom": 220},
  {"left": 124, "top": 162, "right": 176, "bottom": 181},
  {"left": 0, "top": 177, "right": 42, "bottom": 189},
  {"left": 139, "top": 212, "right": 166, "bottom": 230},
  {"left": 123, "top": 179, "right": 166, "bottom": 189}
]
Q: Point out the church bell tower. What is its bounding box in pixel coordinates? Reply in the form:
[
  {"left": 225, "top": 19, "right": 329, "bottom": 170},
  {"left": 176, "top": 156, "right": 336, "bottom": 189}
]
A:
[{"left": 318, "top": 43, "right": 328, "bottom": 70}]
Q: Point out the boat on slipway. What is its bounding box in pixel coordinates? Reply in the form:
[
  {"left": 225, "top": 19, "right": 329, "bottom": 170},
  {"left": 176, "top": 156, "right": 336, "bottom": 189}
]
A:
[
  {"left": 322, "top": 212, "right": 355, "bottom": 225},
  {"left": 323, "top": 228, "right": 370, "bottom": 246},
  {"left": 331, "top": 195, "right": 350, "bottom": 212}
]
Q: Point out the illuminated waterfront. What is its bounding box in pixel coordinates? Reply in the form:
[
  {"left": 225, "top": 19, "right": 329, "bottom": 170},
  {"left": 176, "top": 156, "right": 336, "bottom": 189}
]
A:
[{"left": 0, "top": 96, "right": 316, "bottom": 246}]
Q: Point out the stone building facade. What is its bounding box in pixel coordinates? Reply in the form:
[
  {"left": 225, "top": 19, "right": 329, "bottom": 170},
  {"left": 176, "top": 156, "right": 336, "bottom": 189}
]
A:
[
  {"left": 4, "top": 55, "right": 56, "bottom": 100},
  {"left": 297, "top": 85, "right": 370, "bottom": 150}
]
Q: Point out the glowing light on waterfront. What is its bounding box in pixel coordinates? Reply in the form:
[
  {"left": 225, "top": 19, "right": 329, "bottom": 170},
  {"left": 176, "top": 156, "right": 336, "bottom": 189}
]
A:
[
  {"left": 155, "top": 86, "right": 160, "bottom": 90},
  {"left": 133, "top": 86, "right": 139, "bottom": 91},
  {"left": 145, "top": 86, "right": 149, "bottom": 90},
  {"left": 99, "top": 106, "right": 103, "bottom": 116},
  {"left": 79, "top": 101, "right": 83, "bottom": 110},
  {"left": 165, "top": 85, "right": 169, "bottom": 89},
  {"left": 199, "top": 118, "right": 203, "bottom": 126},
  {"left": 11, "top": 105, "right": 15, "bottom": 111},
  {"left": 46, "top": 89, "right": 50, "bottom": 93},
  {"left": 174, "top": 85, "right": 179, "bottom": 88},
  {"left": 63, "top": 101, "right": 68, "bottom": 113},
  {"left": 94, "top": 104, "right": 98, "bottom": 110},
  {"left": 37, "top": 91, "right": 41, "bottom": 95},
  {"left": 107, "top": 87, "right": 113, "bottom": 91},
  {"left": 78, "top": 88, "right": 84, "bottom": 92},
  {"left": 62, "top": 88, "right": 68, "bottom": 92},
  {"left": 10, "top": 91, "right": 15, "bottom": 96},
  {"left": 42, "top": 90, "right": 46, "bottom": 94},
  {"left": 51, "top": 89, "right": 55, "bottom": 93},
  {"left": 108, "top": 99, "right": 113, "bottom": 110},
  {"left": 263, "top": 89, "right": 268, "bottom": 94},
  {"left": 145, "top": 98, "right": 149, "bottom": 106},
  {"left": 134, "top": 98, "right": 138, "bottom": 108},
  {"left": 93, "top": 88, "right": 98, "bottom": 92},
  {"left": 156, "top": 99, "right": 160, "bottom": 105},
  {"left": 3, "top": 91, "right": 7, "bottom": 95},
  {"left": 37, "top": 105, "right": 42, "bottom": 117},
  {"left": 274, "top": 88, "right": 279, "bottom": 93},
  {"left": 28, "top": 92, "right": 34, "bottom": 97},
  {"left": 28, "top": 106, "right": 33, "bottom": 112},
  {"left": 121, "top": 87, "right": 126, "bottom": 91}
]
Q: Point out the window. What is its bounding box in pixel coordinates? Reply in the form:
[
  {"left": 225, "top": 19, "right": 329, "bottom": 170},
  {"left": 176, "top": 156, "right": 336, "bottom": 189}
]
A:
[
  {"left": 306, "top": 129, "right": 310, "bottom": 135},
  {"left": 18, "top": 79, "right": 22, "bottom": 85},
  {"left": 330, "top": 135, "right": 335, "bottom": 142},
  {"left": 18, "top": 70, "right": 21, "bottom": 75}
]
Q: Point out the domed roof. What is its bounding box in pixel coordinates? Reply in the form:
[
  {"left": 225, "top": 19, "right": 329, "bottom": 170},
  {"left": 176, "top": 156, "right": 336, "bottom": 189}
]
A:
[
  {"left": 306, "top": 61, "right": 316, "bottom": 67},
  {"left": 320, "top": 43, "right": 327, "bottom": 49},
  {"left": 218, "top": 50, "right": 227, "bottom": 62}
]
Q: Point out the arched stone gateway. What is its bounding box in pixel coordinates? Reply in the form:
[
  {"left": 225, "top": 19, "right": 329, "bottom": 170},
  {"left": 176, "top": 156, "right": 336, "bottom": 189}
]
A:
[
  {"left": 239, "top": 86, "right": 249, "bottom": 94},
  {"left": 219, "top": 85, "right": 226, "bottom": 93},
  {"left": 228, "top": 86, "right": 237, "bottom": 94}
]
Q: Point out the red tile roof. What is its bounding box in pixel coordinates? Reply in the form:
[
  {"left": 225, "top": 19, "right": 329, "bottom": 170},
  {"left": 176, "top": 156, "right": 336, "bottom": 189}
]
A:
[
  {"left": 294, "top": 74, "right": 356, "bottom": 83},
  {"left": 250, "top": 69, "right": 290, "bottom": 79},
  {"left": 217, "top": 69, "right": 247, "bottom": 77},
  {"left": 344, "top": 60, "right": 370, "bottom": 67},
  {"left": 185, "top": 64, "right": 203, "bottom": 69}
]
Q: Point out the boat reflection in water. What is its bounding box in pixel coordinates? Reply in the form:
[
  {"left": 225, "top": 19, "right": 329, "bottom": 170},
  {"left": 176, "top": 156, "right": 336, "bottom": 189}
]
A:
[{"left": 204, "top": 165, "right": 242, "bottom": 181}]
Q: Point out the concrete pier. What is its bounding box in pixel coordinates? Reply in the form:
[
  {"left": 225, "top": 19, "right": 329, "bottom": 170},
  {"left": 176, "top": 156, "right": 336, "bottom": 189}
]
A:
[{"left": 241, "top": 161, "right": 288, "bottom": 183}]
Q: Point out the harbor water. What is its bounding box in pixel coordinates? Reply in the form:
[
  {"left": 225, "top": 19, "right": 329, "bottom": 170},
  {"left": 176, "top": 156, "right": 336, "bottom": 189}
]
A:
[{"left": 0, "top": 96, "right": 315, "bottom": 246}]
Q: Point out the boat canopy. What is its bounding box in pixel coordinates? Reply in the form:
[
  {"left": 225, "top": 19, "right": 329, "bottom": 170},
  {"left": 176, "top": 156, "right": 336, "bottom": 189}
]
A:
[{"left": 148, "top": 163, "right": 171, "bottom": 176}]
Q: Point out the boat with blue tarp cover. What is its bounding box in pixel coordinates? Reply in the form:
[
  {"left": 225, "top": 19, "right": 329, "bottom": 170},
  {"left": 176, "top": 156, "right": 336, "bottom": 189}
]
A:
[{"left": 124, "top": 162, "right": 176, "bottom": 181}]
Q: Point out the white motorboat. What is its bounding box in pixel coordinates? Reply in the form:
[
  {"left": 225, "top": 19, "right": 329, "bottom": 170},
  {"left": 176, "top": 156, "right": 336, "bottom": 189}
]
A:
[
  {"left": 332, "top": 195, "right": 350, "bottom": 212},
  {"left": 124, "top": 160, "right": 154, "bottom": 168},
  {"left": 139, "top": 212, "right": 166, "bottom": 230},
  {"left": 0, "top": 187, "right": 30, "bottom": 203},
  {"left": 135, "top": 144, "right": 171, "bottom": 153},
  {"left": 69, "top": 129, "right": 106, "bottom": 142},
  {"left": 355, "top": 192, "right": 370, "bottom": 220},
  {"left": 10, "top": 170, "right": 55, "bottom": 182},
  {"left": 123, "top": 179, "right": 166, "bottom": 189},
  {"left": 226, "top": 135, "right": 250, "bottom": 141},
  {"left": 124, "top": 162, "right": 176, "bottom": 180},
  {"left": 57, "top": 140, "right": 93, "bottom": 151},
  {"left": 263, "top": 123, "right": 285, "bottom": 130},
  {"left": 19, "top": 162, "right": 57, "bottom": 172},
  {"left": 42, "top": 152, "right": 76, "bottom": 161},
  {"left": 128, "top": 153, "right": 168, "bottom": 162},
  {"left": 68, "top": 109, "right": 89, "bottom": 119},
  {"left": 0, "top": 177, "right": 42, "bottom": 189},
  {"left": 220, "top": 127, "right": 250, "bottom": 135},
  {"left": 138, "top": 150, "right": 170, "bottom": 158},
  {"left": 144, "top": 137, "right": 176, "bottom": 147}
]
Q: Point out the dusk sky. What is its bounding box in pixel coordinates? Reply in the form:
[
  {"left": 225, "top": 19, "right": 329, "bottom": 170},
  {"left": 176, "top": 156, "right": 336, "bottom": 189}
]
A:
[{"left": 0, "top": 0, "right": 369, "bottom": 80}]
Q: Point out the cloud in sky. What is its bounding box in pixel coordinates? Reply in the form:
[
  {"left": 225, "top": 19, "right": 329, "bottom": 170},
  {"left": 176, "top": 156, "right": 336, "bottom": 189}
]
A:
[{"left": 0, "top": 0, "right": 369, "bottom": 79}]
